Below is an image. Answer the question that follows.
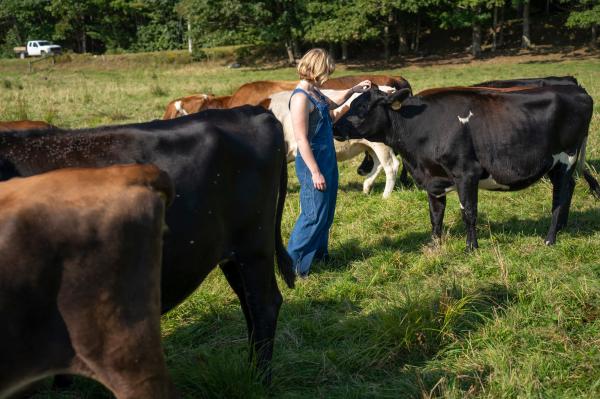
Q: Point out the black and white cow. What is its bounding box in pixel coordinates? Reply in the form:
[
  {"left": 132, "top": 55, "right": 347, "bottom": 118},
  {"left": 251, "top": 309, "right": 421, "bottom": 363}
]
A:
[
  {"left": 355, "top": 76, "right": 579, "bottom": 178},
  {"left": 335, "top": 84, "right": 597, "bottom": 250},
  {"left": 0, "top": 106, "right": 294, "bottom": 382},
  {"left": 473, "top": 75, "right": 578, "bottom": 88}
]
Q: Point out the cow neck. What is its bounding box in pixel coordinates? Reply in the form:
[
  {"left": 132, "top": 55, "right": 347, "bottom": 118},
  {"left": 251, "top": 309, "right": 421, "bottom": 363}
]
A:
[{"left": 385, "top": 106, "right": 408, "bottom": 154}]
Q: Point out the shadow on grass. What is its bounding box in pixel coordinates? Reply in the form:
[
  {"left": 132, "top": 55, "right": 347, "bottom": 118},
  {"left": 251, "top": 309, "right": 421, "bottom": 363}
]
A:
[
  {"left": 154, "top": 281, "right": 515, "bottom": 398},
  {"left": 486, "top": 207, "right": 600, "bottom": 242}
]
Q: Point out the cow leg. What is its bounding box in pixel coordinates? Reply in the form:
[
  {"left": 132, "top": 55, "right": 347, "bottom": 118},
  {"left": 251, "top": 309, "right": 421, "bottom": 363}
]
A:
[
  {"left": 357, "top": 152, "right": 374, "bottom": 176},
  {"left": 238, "top": 254, "right": 282, "bottom": 384},
  {"left": 399, "top": 160, "right": 412, "bottom": 188},
  {"left": 428, "top": 193, "right": 447, "bottom": 243},
  {"left": 456, "top": 175, "right": 480, "bottom": 251},
  {"left": 378, "top": 147, "right": 400, "bottom": 198},
  {"left": 73, "top": 334, "right": 179, "bottom": 399},
  {"left": 68, "top": 299, "right": 178, "bottom": 399},
  {"left": 545, "top": 163, "right": 576, "bottom": 245},
  {"left": 220, "top": 261, "right": 253, "bottom": 343},
  {"left": 362, "top": 151, "right": 383, "bottom": 194}
]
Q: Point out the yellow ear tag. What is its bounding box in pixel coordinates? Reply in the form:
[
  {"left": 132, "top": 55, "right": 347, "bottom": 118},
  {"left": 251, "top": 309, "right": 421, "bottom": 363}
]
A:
[{"left": 391, "top": 101, "right": 402, "bottom": 111}]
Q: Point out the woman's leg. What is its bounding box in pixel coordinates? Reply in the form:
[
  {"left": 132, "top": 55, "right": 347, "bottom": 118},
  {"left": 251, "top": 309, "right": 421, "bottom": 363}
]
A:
[{"left": 287, "top": 155, "right": 333, "bottom": 275}]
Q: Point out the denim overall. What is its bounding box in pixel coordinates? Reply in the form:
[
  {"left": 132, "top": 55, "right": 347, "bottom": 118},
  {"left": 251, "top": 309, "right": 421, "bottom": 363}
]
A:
[{"left": 287, "top": 88, "right": 339, "bottom": 276}]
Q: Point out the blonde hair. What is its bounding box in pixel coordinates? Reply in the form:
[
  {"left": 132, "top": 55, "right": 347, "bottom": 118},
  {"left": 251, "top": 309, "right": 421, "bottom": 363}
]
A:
[{"left": 297, "top": 48, "right": 335, "bottom": 86}]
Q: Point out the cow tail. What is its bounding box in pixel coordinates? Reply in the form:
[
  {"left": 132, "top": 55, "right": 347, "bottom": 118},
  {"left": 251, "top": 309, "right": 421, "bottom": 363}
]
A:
[
  {"left": 577, "top": 136, "right": 600, "bottom": 199},
  {"left": 576, "top": 135, "right": 588, "bottom": 176},
  {"left": 583, "top": 169, "right": 600, "bottom": 199},
  {"left": 275, "top": 153, "right": 295, "bottom": 289}
]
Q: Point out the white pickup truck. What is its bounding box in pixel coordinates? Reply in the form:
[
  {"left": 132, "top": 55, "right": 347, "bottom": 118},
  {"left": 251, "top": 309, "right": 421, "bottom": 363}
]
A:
[{"left": 14, "top": 41, "right": 62, "bottom": 58}]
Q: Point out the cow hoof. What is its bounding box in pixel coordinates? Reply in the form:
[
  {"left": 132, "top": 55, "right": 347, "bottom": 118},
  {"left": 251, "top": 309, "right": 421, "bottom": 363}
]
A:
[
  {"left": 465, "top": 243, "right": 479, "bottom": 252},
  {"left": 545, "top": 239, "right": 555, "bottom": 246}
]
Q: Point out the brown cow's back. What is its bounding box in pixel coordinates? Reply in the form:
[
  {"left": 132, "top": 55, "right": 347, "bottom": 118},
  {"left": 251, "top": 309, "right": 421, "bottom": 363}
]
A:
[
  {"left": 0, "top": 163, "right": 173, "bottom": 206},
  {"left": 0, "top": 120, "right": 55, "bottom": 131},
  {"left": 227, "top": 80, "right": 297, "bottom": 107},
  {"left": 162, "top": 95, "right": 232, "bottom": 119},
  {"left": 324, "top": 75, "right": 411, "bottom": 91}
]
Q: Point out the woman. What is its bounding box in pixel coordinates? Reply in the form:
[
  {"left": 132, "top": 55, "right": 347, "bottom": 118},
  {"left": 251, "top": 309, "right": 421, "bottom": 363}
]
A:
[{"left": 287, "top": 48, "right": 371, "bottom": 277}]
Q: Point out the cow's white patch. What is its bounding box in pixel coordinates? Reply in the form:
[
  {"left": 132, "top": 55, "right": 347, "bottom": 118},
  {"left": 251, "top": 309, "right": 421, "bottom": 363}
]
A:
[
  {"left": 379, "top": 85, "right": 396, "bottom": 94},
  {"left": 433, "top": 177, "right": 509, "bottom": 198},
  {"left": 459, "top": 201, "right": 464, "bottom": 210},
  {"left": 434, "top": 185, "right": 456, "bottom": 198},
  {"left": 457, "top": 110, "right": 474, "bottom": 124},
  {"left": 552, "top": 152, "right": 577, "bottom": 169},
  {"left": 175, "top": 100, "right": 189, "bottom": 116},
  {"left": 479, "top": 175, "right": 510, "bottom": 190}
]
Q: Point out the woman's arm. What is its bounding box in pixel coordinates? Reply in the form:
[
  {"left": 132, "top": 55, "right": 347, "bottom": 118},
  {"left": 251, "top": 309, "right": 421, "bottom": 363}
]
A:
[
  {"left": 290, "top": 93, "right": 327, "bottom": 191},
  {"left": 322, "top": 80, "right": 372, "bottom": 109}
]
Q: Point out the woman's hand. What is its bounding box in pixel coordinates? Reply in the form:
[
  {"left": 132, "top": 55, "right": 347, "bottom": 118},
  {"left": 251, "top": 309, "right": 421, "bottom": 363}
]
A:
[
  {"left": 312, "top": 171, "right": 326, "bottom": 191},
  {"left": 351, "top": 80, "right": 372, "bottom": 93}
]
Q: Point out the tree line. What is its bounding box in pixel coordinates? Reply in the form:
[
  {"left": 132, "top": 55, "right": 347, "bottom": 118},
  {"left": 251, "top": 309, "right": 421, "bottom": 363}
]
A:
[{"left": 0, "top": 0, "right": 598, "bottom": 60}]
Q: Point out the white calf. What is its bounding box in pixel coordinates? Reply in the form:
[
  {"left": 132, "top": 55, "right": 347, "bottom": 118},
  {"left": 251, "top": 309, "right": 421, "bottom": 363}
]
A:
[{"left": 269, "top": 88, "right": 399, "bottom": 198}]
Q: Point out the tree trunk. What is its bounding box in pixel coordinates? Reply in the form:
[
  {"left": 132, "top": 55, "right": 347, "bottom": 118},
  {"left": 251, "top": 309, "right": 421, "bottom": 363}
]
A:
[
  {"left": 187, "top": 19, "right": 193, "bottom": 54},
  {"left": 498, "top": 4, "right": 505, "bottom": 48},
  {"left": 328, "top": 42, "right": 336, "bottom": 58},
  {"left": 341, "top": 42, "right": 348, "bottom": 61},
  {"left": 81, "top": 30, "right": 87, "bottom": 53},
  {"left": 383, "top": 25, "right": 390, "bottom": 61},
  {"left": 292, "top": 37, "right": 300, "bottom": 59},
  {"left": 522, "top": 0, "right": 531, "bottom": 49},
  {"left": 285, "top": 41, "right": 295, "bottom": 64},
  {"left": 472, "top": 12, "right": 482, "bottom": 58},
  {"left": 397, "top": 23, "right": 408, "bottom": 55},
  {"left": 492, "top": 6, "right": 498, "bottom": 52},
  {"left": 546, "top": 0, "right": 550, "bottom": 15},
  {"left": 414, "top": 13, "right": 421, "bottom": 53},
  {"left": 592, "top": 24, "right": 598, "bottom": 47}
]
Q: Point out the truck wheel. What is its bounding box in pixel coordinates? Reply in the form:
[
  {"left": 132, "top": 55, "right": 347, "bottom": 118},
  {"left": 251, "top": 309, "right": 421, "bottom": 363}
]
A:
[{"left": 41, "top": 50, "right": 46, "bottom": 56}]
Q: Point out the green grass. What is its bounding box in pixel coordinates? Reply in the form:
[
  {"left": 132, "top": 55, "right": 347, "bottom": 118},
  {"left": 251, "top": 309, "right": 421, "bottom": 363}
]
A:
[{"left": 1, "top": 52, "right": 599, "bottom": 398}]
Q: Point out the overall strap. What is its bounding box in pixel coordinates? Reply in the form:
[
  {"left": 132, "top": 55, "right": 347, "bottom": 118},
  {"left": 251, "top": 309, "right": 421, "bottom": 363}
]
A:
[{"left": 288, "top": 87, "right": 319, "bottom": 110}]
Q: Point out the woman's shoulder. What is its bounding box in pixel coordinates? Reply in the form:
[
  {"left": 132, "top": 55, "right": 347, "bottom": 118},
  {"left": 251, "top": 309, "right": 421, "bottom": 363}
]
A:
[{"left": 290, "top": 84, "right": 316, "bottom": 110}]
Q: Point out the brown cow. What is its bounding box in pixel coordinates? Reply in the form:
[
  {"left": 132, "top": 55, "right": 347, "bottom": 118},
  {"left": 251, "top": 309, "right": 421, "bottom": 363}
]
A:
[
  {"left": 0, "top": 164, "right": 178, "bottom": 399},
  {"left": 225, "top": 75, "right": 411, "bottom": 108},
  {"left": 324, "top": 74, "right": 411, "bottom": 91},
  {"left": 0, "top": 120, "right": 55, "bottom": 131},
  {"left": 163, "top": 75, "right": 410, "bottom": 119},
  {"left": 227, "top": 80, "right": 297, "bottom": 107},
  {"left": 162, "top": 94, "right": 232, "bottom": 119}
]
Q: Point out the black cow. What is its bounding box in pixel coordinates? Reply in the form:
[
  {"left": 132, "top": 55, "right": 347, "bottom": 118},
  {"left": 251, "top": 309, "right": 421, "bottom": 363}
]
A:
[
  {"left": 0, "top": 106, "right": 294, "bottom": 381},
  {"left": 473, "top": 75, "right": 578, "bottom": 88},
  {"left": 335, "top": 85, "right": 598, "bottom": 250},
  {"left": 356, "top": 76, "right": 578, "bottom": 180}
]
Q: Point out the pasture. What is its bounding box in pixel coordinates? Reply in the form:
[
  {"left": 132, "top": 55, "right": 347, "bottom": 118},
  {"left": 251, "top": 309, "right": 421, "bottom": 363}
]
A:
[{"left": 1, "top": 53, "right": 599, "bottom": 398}]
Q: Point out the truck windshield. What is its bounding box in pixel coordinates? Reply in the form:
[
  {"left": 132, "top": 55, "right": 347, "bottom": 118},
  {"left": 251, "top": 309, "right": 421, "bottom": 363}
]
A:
[{"left": 37, "top": 41, "right": 51, "bottom": 46}]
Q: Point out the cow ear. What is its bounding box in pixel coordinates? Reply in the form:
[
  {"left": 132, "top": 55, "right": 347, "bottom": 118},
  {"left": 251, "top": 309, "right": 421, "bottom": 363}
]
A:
[{"left": 386, "top": 88, "right": 411, "bottom": 111}]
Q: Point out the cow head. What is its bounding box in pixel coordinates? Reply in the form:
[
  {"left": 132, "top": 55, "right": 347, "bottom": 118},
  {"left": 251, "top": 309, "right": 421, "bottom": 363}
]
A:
[{"left": 333, "top": 88, "right": 412, "bottom": 142}]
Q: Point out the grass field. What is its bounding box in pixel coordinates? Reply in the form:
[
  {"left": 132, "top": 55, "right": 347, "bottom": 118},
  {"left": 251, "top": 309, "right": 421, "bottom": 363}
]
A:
[{"left": 1, "top": 52, "right": 599, "bottom": 398}]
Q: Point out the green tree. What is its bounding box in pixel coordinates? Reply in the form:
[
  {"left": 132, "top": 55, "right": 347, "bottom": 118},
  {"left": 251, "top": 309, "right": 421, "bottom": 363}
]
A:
[
  {"left": 566, "top": 0, "right": 600, "bottom": 46},
  {"left": 304, "top": 0, "right": 377, "bottom": 60},
  {"left": 0, "top": 0, "right": 56, "bottom": 56},
  {"left": 437, "top": 0, "right": 504, "bottom": 58}
]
